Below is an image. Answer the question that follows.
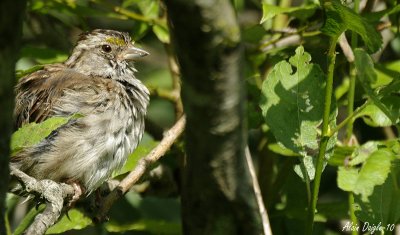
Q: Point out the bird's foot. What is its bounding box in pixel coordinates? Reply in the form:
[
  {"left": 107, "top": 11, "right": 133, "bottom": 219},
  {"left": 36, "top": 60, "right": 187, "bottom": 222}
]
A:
[
  {"left": 64, "top": 182, "right": 85, "bottom": 220},
  {"left": 66, "top": 181, "right": 85, "bottom": 209}
]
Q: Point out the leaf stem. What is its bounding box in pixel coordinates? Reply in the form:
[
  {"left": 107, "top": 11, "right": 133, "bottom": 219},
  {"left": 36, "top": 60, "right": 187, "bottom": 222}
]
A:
[
  {"left": 345, "top": 0, "right": 359, "bottom": 142},
  {"left": 345, "top": 64, "right": 357, "bottom": 141},
  {"left": 300, "top": 158, "right": 312, "bottom": 203},
  {"left": 348, "top": 193, "right": 358, "bottom": 235},
  {"left": 347, "top": 0, "right": 360, "bottom": 227},
  {"left": 329, "top": 101, "right": 369, "bottom": 137},
  {"left": 5, "top": 212, "right": 11, "bottom": 235},
  {"left": 306, "top": 37, "right": 337, "bottom": 235},
  {"left": 273, "top": 0, "right": 292, "bottom": 30}
]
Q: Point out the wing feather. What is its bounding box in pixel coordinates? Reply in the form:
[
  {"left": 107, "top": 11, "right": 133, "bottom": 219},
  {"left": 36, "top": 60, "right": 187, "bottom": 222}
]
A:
[{"left": 14, "top": 64, "right": 108, "bottom": 128}]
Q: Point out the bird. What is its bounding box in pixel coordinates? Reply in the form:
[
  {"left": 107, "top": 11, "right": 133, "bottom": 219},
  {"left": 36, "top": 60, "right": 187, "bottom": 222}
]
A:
[{"left": 11, "top": 29, "right": 150, "bottom": 198}]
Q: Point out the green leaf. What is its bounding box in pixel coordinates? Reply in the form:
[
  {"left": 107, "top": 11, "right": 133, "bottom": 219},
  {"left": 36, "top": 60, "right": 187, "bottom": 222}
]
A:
[
  {"left": 14, "top": 205, "right": 45, "bottom": 235},
  {"left": 278, "top": 169, "right": 309, "bottom": 219},
  {"left": 337, "top": 149, "right": 394, "bottom": 201},
  {"left": 349, "top": 141, "right": 379, "bottom": 166},
  {"left": 11, "top": 117, "right": 72, "bottom": 155},
  {"left": 137, "top": 0, "right": 159, "bottom": 19},
  {"left": 260, "top": 3, "right": 317, "bottom": 24},
  {"left": 378, "top": 79, "right": 400, "bottom": 98},
  {"left": 16, "top": 65, "right": 44, "bottom": 80},
  {"left": 363, "top": 4, "right": 400, "bottom": 22},
  {"left": 20, "top": 46, "right": 68, "bottom": 64},
  {"left": 46, "top": 209, "right": 92, "bottom": 234},
  {"left": 259, "top": 46, "right": 337, "bottom": 180},
  {"left": 131, "top": 22, "right": 151, "bottom": 41},
  {"left": 337, "top": 167, "right": 359, "bottom": 191},
  {"left": 354, "top": 48, "right": 399, "bottom": 125},
  {"left": 375, "top": 61, "right": 400, "bottom": 87},
  {"left": 268, "top": 143, "right": 300, "bottom": 157},
  {"left": 321, "top": 0, "right": 382, "bottom": 53},
  {"left": 334, "top": 76, "right": 350, "bottom": 100},
  {"left": 354, "top": 172, "right": 400, "bottom": 225},
  {"left": 152, "top": 23, "right": 170, "bottom": 44},
  {"left": 316, "top": 202, "right": 349, "bottom": 221},
  {"left": 113, "top": 139, "right": 159, "bottom": 177},
  {"left": 357, "top": 97, "right": 400, "bottom": 127}
]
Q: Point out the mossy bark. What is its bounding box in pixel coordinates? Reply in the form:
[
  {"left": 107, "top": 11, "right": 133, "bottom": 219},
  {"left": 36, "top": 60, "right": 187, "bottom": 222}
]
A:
[{"left": 165, "top": 0, "right": 262, "bottom": 234}]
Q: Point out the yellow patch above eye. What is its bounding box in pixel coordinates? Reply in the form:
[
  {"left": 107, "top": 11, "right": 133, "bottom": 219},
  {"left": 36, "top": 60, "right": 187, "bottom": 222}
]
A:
[{"left": 105, "top": 37, "right": 126, "bottom": 46}]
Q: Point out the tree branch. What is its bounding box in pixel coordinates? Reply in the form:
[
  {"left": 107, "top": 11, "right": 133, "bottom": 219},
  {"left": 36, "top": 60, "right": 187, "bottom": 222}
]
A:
[
  {"left": 10, "top": 167, "right": 75, "bottom": 235},
  {"left": 245, "top": 147, "right": 272, "bottom": 235},
  {"left": 9, "top": 115, "right": 185, "bottom": 233},
  {"left": 339, "top": 34, "right": 354, "bottom": 63},
  {"left": 95, "top": 115, "right": 186, "bottom": 222},
  {"left": 164, "top": 43, "right": 184, "bottom": 118}
]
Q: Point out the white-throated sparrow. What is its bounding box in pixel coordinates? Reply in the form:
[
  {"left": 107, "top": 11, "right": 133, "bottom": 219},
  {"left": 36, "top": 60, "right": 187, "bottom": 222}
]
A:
[{"left": 11, "top": 29, "right": 150, "bottom": 195}]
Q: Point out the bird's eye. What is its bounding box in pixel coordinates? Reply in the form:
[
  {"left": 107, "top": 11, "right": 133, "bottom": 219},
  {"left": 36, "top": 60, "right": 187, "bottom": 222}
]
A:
[{"left": 102, "top": 44, "right": 112, "bottom": 53}]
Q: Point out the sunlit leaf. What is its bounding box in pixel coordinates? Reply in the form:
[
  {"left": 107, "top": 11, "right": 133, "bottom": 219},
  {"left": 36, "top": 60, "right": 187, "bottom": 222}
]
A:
[
  {"left": 46, "top": 209, "right": 92, "bottom": 234},
  {"left": 349, "top": 141, "right": 379, "bottom": 166},
  {"left": 337, "top": 149, "right": 394, "bottom": 201},
  {"left": 268, "top": 143, "right": 300, "bottom": 157},
  {"left": 337, "top": 167, "right": 359, "bottom": 191},
  {"left": 259, "top": 46, "right": 337, "bottom": 180},
  {"left": 375, "top": 61, "right": 400, "bottom": 87},
  {"left": 11, "top": 117, "right": 72, "bottom": 155},
  {"left": 153, "top": 23, "right": 170, "bottom": 44},
  {"left": 260, "top": 3, "right": 317, "bottom": 24},
  {"left": 357, "top": 98, "right": 400, "bottom": 127},
  {"left": 137, "top": 0, "right": 159, "bottom": 19},
  {"left": 113, "top": 139, "right": 159, "bottom": 177},
  {"left": 16, "top": 65, "right": 44, "bottom": 80},
  {"left": 354, "top": 48, "right": 399, "bottom": 125}
]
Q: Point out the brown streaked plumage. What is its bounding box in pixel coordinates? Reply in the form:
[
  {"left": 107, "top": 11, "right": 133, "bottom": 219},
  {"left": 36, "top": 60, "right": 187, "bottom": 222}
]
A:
[{"left": 11, "top": 29, "right": 150, "bottom": 194}]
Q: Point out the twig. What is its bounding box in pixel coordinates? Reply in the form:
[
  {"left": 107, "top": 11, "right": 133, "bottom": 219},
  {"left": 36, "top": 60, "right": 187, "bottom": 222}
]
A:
[
  {"left": 261, "top": 34, "right": 301, "bottom": 52},
  {"left": 339, "top": 34, "right": 354, "bottom": 63},
  {"left": 164, "top": 43, "right": 183, "bottom": 117},
  {"left": 10, "top": 166, "right": 75, "bottom": 235},
  {"left": 329, "top": 101, "right": 369, "bottom": 137},
  {"left": 148, "top": 87, "right": 179, "bottom": 102},
  {"left": 245, "top": 147, "right": 272, "bottom": 235},
  {"left": 96, "top": 115, "right": 186, "bottom": 221}
]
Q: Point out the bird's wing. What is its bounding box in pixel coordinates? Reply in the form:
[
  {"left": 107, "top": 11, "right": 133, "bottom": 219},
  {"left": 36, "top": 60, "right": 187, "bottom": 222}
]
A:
[{"left": 14, "top": 64, "right": 108, "bottom": 129}]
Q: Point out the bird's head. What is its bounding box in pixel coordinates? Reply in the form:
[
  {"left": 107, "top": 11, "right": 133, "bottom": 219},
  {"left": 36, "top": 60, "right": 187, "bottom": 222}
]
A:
[{"left": 65, "top": 29, "right": 149, "bottom": 79}]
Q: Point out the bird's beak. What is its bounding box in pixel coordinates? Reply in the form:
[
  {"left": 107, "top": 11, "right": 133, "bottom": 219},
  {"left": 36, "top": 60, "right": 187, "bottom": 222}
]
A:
[{"left": 122, "top": 46, "right": 149, "bottom": 61}]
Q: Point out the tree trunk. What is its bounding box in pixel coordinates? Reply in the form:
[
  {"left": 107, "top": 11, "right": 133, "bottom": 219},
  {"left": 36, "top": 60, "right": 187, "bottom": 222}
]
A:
[
  {"left": 165, "top": 0, "right": 263, "bottom": 234},
  {"left": 0, "top": 0, "right": 26, "bottom": 233}
]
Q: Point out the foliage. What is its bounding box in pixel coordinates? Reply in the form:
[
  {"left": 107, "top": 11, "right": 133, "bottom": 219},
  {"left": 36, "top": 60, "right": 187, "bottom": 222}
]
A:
[
  {"left": 11, "top": 116, "right": 71, "bottom": 155},
  {"left": 6, "top": 0, "right": 400, "bottom": 234}
]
